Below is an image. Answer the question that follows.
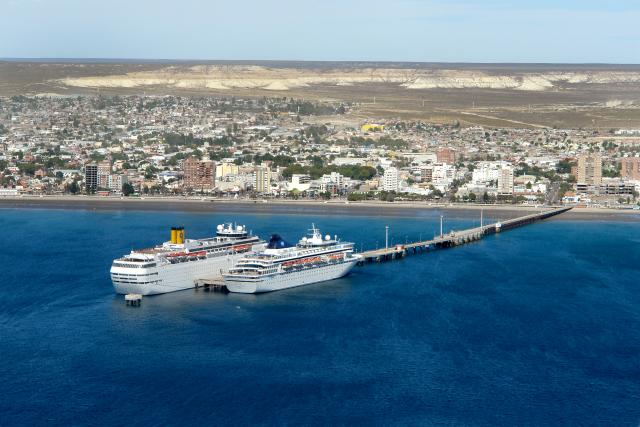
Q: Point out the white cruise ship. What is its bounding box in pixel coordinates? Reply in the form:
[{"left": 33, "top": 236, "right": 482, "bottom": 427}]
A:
[
  {"left": 223, "top": 225, "right": 361, "bottom": 294},
  {"left": 110, "top": 224, "right": 265, "bottom": 295}
]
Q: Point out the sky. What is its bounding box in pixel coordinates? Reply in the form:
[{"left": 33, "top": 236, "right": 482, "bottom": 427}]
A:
[{"left": 1, "top": 0, "right": 639, "bottom": 63}]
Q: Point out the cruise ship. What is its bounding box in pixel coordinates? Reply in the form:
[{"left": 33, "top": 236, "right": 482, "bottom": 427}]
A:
[
  {"left": 110, "top": 224, "right": 265, "bottom": 295},
  {"left": 223, "top": 225, "right": 361, "bottom": 293}
]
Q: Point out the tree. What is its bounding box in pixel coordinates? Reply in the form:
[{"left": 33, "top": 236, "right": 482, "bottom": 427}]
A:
[
  {"left": 144, "top": 165, "right": 158, "bottom": 179},
  {"left": 68, "top": 181, "right": 79, "bottom": 194},
  {"left": 122, "top": 182, "right": 135, "bottom": 196},
  {"left": 556, "top": 159, "right": 575, "bottom": 174},
  {"left": 347, "top": 192, "right": 366, "bottom": 201}
]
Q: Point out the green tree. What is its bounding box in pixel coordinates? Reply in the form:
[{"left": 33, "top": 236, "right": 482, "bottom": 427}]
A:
[
  {"left": 556, "top": 159, "right": 575, "bottom": 174},
  {"left": 347, "top": 192, "right": 368, "bottom": 201},
  {"left": 68, "top": 181, "right": 79, "bottom": 194},
  {"left": 122, "top": 182, "right": 135, "bottom": 196},
  {"left": 430, "top": 189, "right": 443, "bottom": 198}
]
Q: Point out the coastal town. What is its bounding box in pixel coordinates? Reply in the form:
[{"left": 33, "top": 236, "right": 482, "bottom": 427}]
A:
[{"left": 1, "top": 94, "right": 639, "bottom": 208}]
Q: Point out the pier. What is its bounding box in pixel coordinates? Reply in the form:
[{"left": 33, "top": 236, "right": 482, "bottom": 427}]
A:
[
  {"left": 195, "top": 278, "right": 228, "bottom": 292},
  {"left": 124, "top": 293, "right": 142, "bottom": 306},
  {"left": 359, "top": 207, "right": 572, "bottom": 264}
]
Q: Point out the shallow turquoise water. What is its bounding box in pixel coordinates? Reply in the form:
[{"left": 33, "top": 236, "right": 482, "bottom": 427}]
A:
[{"left": 1, "top": 208, "right": 639, "bottom": 426}]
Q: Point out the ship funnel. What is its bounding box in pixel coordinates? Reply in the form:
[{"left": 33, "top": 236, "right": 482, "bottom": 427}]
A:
[
  {"left": 176, "top": 227, "right": 185, "bottom": 244},
  {"left": 170, "top": 226, "right": 185, "bottom": 244}
]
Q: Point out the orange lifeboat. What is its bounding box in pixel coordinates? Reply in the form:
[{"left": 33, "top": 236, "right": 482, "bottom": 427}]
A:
[{"left": 167, "top": 252, "right": 186, "bottom": 258}]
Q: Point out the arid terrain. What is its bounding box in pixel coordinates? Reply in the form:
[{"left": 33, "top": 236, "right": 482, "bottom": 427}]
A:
[{"left": 2, "top": 60, "right": 640, "bottom": 128}]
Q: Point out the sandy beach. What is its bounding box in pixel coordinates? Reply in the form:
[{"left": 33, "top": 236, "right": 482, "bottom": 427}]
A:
[{"left": 1, "top": 195, "right": 638, "bottom": 221}]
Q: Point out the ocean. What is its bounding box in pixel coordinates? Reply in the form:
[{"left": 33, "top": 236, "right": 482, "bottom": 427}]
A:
[{"left": 1, "top": 207, "right": 639, "bottom": 426}]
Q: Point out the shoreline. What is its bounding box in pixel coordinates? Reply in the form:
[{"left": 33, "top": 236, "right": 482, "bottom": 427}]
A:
[{"left": 1, "top": 195, "right": 639, "bottom": 221}]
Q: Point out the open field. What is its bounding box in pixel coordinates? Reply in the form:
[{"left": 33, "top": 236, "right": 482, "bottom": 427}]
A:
[{"left": 1, "top": 60, "right": 640, "bottom": 129}]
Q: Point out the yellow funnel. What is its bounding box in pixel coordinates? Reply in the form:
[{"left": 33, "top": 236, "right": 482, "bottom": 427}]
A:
[{"left": 176, "top": 227, "right": 185, "bottom": 245}]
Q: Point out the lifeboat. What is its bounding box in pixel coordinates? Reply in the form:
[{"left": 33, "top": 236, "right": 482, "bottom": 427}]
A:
[{"left": 167, "top": 252, "right": 186, "bottom": 258}]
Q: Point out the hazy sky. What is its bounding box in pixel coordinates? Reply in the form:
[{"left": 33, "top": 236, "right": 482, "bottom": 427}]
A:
[{"left": 2, "top": 0, "right": 639, "bottom": 63}]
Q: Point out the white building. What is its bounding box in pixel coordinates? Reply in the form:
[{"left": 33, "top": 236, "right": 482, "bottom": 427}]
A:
[
  {"left": 432, "top": 163, "right": 456, "bottom": 187},
  {"left": 406, "top": 152, "right": 438, "bottom": 165},
  {"left": 331, "top": 157, "right": 367, "bottom": 166},
  {"left": 320, "top": 172, "right": 345, "bottom": 194},
  {"left": 514, "top": 182, "right": 547, "bottom": 194},
  {"left": 382, "top": 167, "right": 399, "bottom": 192},
  {"left": 288, "top": 174, "right": 311, "bottom": 192},
  {"left": 108, "top": 174, "right": 128, "bottom": 192},
  {"left": 456, "top": 183, "right": 490, "bottom": 198},
  {"left": 0, "top": 188, "right": 19, "bottom": 196},
  {"left": 472, "top": 161, "right": 512, "bottom": 185},
  {"left": 378, "top": 158, "right": 394, "bottom": 170}
]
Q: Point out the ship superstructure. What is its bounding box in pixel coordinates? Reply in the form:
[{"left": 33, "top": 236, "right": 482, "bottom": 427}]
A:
[
  {"left": 110, "top": 224, "right": 265, "bottom": 295},
  {"left": 223, "top": 225, "right": 361, "bottom": 293}
]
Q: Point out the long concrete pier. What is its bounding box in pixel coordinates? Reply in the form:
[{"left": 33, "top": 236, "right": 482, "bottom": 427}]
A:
[{"left": 358, "top": 207, "right": 572, "bottom": 263}]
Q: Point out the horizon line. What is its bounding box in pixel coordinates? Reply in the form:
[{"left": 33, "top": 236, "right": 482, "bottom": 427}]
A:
[{"left": 1, "top": 57, "right": 639, "bottom": 67}]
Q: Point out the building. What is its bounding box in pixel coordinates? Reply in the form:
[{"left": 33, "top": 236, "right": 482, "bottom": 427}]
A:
[
  {"left": 432, "top": 163, "right": 456, "bottom": 187},
  {"left": 332, "top": 157, "right": 368, "bottom": 166},
  {"left": 497, "top": 167, "right": 514, "bottom": 195},
  {"left": 620, "top": 157, "right": 640, "bottom": 181},
  {"left": 254, "top": 166, "right": 272, "bottom": 194},
  {"left": 289, "top": 174, "right": 311, "bottom": 192},
  {"left": 382, "top": 167, "right": 399, "bottom": 192},
  {"left": 420, "top": 166, "right": 433, "bottom": 183},
  {"left": 85, "top": 164, "right": 98, "bottom": 192},
  {"left": 577, "top": 154, "right": 602, "bottom": 185},
  {"left": 599, "top": 180, "right": 636, "bottom": 195},
  {"left": 436, "top": 147, "right": 456, "bottom": 165},
  {"left": 97, "top": 160, "right": 111, "bottom": 189},
  {"left": 472, "top": 161, "right": 511, "bottom": 184},
  {"left": 108, "top": 174, "right": 128, "bottom": 192},
  {"left": 407, "top": 152, "right": 438, "bottom": 165},
  {"left": 320, "top": 172, "right": 345, "bottom": 194},
  {"left": 0, "top": 188, "right": 19, "bottom": 196},
  {"left": 183, "top": 157, "right": 216, "bottom": 192},
  {"left": 216, "top": 160, "right": 239, "bottom": 178}
]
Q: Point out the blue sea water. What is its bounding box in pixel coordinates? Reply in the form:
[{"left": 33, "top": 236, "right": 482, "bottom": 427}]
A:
[{"left": 1, "top": 207, "right": 639, "bottom": 426}]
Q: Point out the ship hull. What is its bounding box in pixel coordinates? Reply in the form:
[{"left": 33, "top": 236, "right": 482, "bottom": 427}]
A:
[
  {"left": 224, "top": 259, "right": 358, "bottom": 294},
  {"left": 111, "top": 251, "right": 257, "bottom": 295}
]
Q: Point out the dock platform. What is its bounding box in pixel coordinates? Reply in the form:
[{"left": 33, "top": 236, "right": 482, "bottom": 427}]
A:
[
  {"left": 359, "top": 207, "right": 571, "bottom": 264},
  {"left": 195, "top": 278, "right": 228, "bottom": 292},
  {"left": 124, "top": 293, "right": 142, "bottom": 306}
]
